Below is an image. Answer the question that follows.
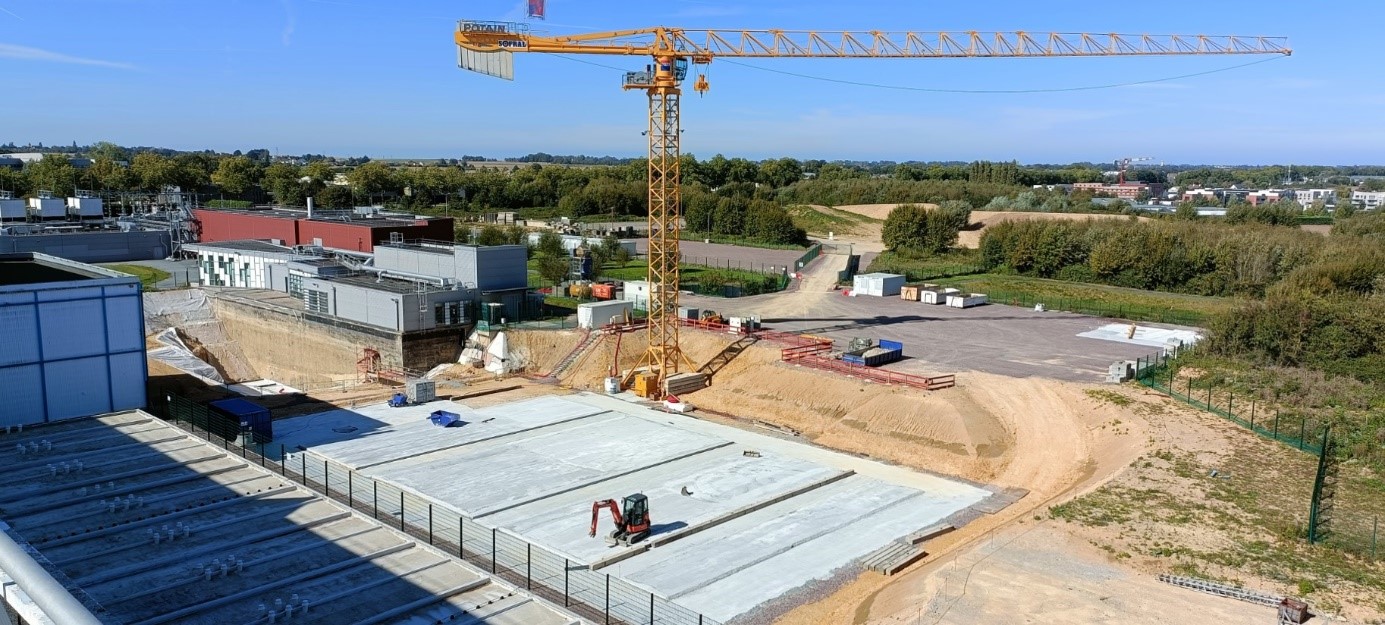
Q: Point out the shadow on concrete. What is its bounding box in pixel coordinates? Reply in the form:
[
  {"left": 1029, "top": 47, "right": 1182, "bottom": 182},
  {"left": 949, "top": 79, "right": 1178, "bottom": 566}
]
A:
[{"left": 0, "top": 410, "right": 550, "bottom": 624}]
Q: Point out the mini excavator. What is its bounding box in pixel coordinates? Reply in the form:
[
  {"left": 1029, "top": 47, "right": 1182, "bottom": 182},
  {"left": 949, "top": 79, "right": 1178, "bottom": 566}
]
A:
[{"left": 590, "top": 493, "right": 651, "bottom": 547}]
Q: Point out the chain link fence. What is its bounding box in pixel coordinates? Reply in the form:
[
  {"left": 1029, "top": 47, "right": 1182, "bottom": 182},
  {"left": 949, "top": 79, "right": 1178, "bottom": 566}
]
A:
[
  {"left": 151, "top": 393, "right": 722, "bottom": 625},
  {"left": 1132, "top": 349, "right": 1382, "bottom": 561},
  {"left": 965, "top": 289, "right": 1208, "bottom": 326}
]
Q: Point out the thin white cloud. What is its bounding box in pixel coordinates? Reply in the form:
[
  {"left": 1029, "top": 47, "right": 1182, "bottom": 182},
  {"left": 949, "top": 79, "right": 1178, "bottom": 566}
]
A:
[
  {"left": 281, "top": 0, "right": 296, "bottom": 47},
  {"left": 0, "top": 5, "right": 23, "bottom": 21},
  {"left": 0, "top": 43, "right": 134, "bottom": 69}
]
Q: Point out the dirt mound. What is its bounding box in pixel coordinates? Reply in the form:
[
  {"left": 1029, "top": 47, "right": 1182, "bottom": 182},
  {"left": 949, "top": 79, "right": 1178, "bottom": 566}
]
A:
[
  {"left": 506, "top": 329, "right": 585, "bottom": 376},
  {"left": 834, "top": 203, "right": 938, "bottom": 221},
  {"left": 957, "top": 211, "right": 1148, "bottom": 248}
]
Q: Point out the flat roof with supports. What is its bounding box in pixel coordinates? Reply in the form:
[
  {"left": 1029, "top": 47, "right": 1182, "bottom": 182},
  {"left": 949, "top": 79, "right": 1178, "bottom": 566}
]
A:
[
  {"left": 0, "top": 252, "right": 131, "bottom": 286},
  {"left": 273, "top": 393, "right": 1001, "bottom": 623},
  {"left": 0, "top": 411, "right": 580, "bottom": 625}
]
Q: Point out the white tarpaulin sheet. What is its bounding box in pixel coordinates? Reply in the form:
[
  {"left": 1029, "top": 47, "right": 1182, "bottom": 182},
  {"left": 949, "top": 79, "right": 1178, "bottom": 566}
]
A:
[
  {"left": 147, "top": 327, "right": 224, "bottom": 384},
  {"left": 1077, "top": 324, "right": 1202, "bottom": 349}
]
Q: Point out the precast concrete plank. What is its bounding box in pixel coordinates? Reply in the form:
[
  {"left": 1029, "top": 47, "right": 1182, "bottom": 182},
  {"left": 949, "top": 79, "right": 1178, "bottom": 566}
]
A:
[
  {"left": 483, "top": 446, "right": 842, "bottom": 564},
  {"left": 365, "top": 415, "right": 727, "bottom": 517},
  {"left": 613, "top": 474, "right": 986, "bottom": 621},
  {"left": 676, "top": 481, "right": 990, "bottom": 622},
  {"left": 273, "top": 397, "right": 607, "bottom": 469}
]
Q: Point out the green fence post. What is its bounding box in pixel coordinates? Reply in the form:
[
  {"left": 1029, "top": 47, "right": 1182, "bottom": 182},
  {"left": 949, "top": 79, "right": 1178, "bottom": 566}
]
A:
[
  {"left": 1207, "top": 386, "right": 1213, "bottom": 411},
  {"left": 1249, "top": 401, "right": 1255, "bottom": 430},
  {"left": 1187, "top": 376, "right": 1193, "bottom": 400},
  {"left": 1274, "top": 412, "right": 1280, "bottom": 439},
  {"left": 1299, "top": 417, "right": 1307, "bottom": 450},
  {"left": 1373, "top": 517, "right": 1378, "bottom": 560}
]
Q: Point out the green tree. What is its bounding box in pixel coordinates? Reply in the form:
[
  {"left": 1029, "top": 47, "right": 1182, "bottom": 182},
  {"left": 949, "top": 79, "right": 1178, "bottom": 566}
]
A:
[
  {"left": 25, "top": 155, "right": 79, "bottom": 196},
  {"left": 536, "top": 231, "right": 567, "bottom": 258},
  {"left": 757, "top": 157, "right": 803, "bottom": 188},
  {"left": 262, "top": 163, "right": 303, "bottom": 206},
  {"left": 1174, "top": 202, "right": 1200, "bottom": 221},
  {"left": 347, "top": 161, "right": 395, "bottom": 197},
  {"left": 535, "top": 254, "right": 570, "bottom": 286},
  {"left": 210, "top": 156, "right": 261, "bottom": 195},
  {"left": 882, "top": 204, "right": 932, "bottom": 253},
  {"left": 130, "top": 152, "right": 179, "bottom": 191},
  {"left": 315, "top": 185, "right": 353, "bottom": 209},
  {"left": 476, "top": 225, "right": 507, "bottom": 246},
  {"left": 1336, "top": 202, "right": 1357, "bottom": 219}
]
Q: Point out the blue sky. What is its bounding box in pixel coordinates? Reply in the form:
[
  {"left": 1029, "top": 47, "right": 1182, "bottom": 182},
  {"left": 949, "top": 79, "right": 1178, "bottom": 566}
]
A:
[{"left": 2, "top": 1, "right": 1381, "bottom": 164}]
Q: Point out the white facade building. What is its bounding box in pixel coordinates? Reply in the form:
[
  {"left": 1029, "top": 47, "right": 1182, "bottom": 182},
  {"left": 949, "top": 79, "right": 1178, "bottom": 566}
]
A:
[
  {"left": 183, "top": 240, "right": 308, "bottom": 288},
  {"left": 1294, "top": 188, "right": 1336, "bottom": 209},
  {"left": 1352, "top": 191, "right": 1385, "bottom": 210}
]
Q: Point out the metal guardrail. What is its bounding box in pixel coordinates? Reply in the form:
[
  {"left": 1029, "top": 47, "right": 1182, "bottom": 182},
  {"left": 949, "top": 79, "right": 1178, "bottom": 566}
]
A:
[{"left": 154, "top": 397, "right": 721, "bottom": 625}]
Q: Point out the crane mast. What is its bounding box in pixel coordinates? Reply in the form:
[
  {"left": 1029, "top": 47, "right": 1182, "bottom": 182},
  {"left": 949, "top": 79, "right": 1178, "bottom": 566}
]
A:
[{"left": 454, "top": 22, "right": 1290, "bottom": 396}]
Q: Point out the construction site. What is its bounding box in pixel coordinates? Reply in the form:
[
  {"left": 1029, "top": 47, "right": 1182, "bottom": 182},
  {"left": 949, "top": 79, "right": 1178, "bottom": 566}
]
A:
[{"left": 9, "top": 10, "right": 1381, "bottom": 625}]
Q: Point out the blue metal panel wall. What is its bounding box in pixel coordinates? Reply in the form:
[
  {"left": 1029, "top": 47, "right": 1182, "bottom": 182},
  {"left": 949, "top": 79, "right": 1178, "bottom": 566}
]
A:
[{"left": 0, "top": 279, "right": 146, "bottom": 426}]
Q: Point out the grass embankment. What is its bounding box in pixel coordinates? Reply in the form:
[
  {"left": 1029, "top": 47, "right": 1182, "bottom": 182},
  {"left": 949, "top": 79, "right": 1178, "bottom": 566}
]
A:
[
  {"left": 1053, "top": 391, "right": 1385, "bottom": 617},
  {"left": 866, "top": 249, "right": 985, "bottom": 281},
  {"left": 785, "top": 204, "right": 881, "bottom": 236},
  {"left": 677, "top": 231, "right": 809, "bottom": 250},
  {"left": 102, "top": 264, "right": 171, "bottom": 290},
  {"left": 937, "top": 274, "right": 1237, "bottom": 326}
]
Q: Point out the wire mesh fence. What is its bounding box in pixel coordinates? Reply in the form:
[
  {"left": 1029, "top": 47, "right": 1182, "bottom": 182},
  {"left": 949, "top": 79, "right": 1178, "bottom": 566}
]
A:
[
  {"left": 151, "top": 394, "right": 721, "bottom": 625},
  {"left": 1131, "top": 349, "right": 1383, "bottom": 561},
  {"left": 1132, "top": 347, "right": 1325, "bottom": 454}
]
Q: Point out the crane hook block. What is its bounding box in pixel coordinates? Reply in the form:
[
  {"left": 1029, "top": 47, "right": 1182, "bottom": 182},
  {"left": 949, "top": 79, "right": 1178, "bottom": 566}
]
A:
[{"left": 694, "top": 74, "right": 709, "bottom": 95}]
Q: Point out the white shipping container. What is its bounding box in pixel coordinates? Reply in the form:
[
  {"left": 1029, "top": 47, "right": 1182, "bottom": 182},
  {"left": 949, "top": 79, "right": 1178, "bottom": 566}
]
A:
[
  {"left": 921, "top": 287, "right": 961, "bottom": 304},
  {"left": 577, "top": 300, "right": 634, "bottom": 329},
  {"left": 852, "top": 272, "right": 905, "bottom": 297},
  {"left": 946, "top": 292, "right": 989, "bottom": 308}
]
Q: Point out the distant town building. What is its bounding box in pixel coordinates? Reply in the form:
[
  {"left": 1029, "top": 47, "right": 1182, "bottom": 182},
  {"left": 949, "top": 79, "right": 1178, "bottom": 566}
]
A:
[
  {"left": 1072, "top": 181, "right": 1163, "bottom": 200},
  {"left": 1246, "top": 190, "right": 1293, "bottom": 206},
  {"left": 0, "top": 153, "right": 92, "bottom": 168},
  {"left": 1294, "top": 188, "right": 1336, "bottom": 209},
  {"left": 1352, "top": 190, "right": 1385, "bottom": 210}
]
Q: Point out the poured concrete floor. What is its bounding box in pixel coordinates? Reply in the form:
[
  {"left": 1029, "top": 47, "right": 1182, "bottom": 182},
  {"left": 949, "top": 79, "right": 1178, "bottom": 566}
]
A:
[{"left": 277, "top": 393, "right": 996, "bottom": 622}]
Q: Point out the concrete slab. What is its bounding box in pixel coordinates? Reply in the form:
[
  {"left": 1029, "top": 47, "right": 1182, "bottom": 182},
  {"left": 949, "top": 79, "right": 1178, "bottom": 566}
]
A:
[
  {"left": 1077, "top": 323, "right": 1202, "bottom": 349},
  {"left": 290, "top": 393, "right": 994, "bottom": 623},
  {"left": 609, "top": 474, "right": 985, "bottom": 621},
  {"left": 483, "top": 445, "right": 845, "bottom": 564},
  {"left": 271, "top": 396, "right": 608, "bottom": 468},
  {"left": 365, "top": 414, "right": 729, "bottom": 517}
]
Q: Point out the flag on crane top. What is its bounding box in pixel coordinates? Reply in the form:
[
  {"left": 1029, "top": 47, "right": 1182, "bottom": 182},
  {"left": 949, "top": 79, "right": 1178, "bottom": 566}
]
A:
[{"left": 527, "top": 0, "right": 545, "bottom": 20}]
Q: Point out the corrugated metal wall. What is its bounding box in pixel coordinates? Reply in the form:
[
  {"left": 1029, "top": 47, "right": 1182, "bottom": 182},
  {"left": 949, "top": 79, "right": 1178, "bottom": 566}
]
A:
[
  {"left": 0, "top": 279, "right": 146, "bottom": 426},
  {"left": 194, "top": 210, "right": 299, "bottom": 244},
  {"left": 0, "top": 231, "right": 172, "bottom": 263}
]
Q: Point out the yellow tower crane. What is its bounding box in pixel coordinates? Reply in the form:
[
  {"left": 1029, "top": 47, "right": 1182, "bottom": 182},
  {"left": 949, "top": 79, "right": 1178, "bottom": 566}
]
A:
[{"left": 454, "top": 25, "right": 1291, "bottom": 396}]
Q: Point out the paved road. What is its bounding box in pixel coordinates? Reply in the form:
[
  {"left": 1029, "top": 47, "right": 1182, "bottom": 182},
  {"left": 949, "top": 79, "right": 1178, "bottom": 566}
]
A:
[
  {"left": 634, "top": 239, "right": 808, "bottom": 272},
  {"left": 682, "top": 255, "right": 1186, "bottom": 382}
]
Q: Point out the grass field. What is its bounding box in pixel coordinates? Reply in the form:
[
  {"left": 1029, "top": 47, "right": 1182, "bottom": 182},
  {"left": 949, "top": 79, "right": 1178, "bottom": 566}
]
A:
[
  {"left": 101, "top": 264, "right": 171, "bottom": 290},
  {"left": 677, "top": 231, "right": 809, "bottom": 250},
  {"left": 865, "top": 249, "right": 985, "bottom": 281},
  {"left": 934, "top": 273, "right": 1238, "bottom": 326}
]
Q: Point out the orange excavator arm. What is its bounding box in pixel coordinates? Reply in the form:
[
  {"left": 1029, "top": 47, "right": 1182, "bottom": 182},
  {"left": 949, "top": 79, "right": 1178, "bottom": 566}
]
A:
[{"left": 590, "top": 499, "right": 623, "bottom": 537}]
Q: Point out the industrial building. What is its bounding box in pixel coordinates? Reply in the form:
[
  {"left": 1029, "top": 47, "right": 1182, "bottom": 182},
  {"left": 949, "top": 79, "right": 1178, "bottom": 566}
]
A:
[
  {"left": 183, "top": 238, "right": 528, "bottom": 332},
  {"left": 182, "top": 239, "right": 314, "bottom": 289},
  {"left": 0, "top": 253, "right": 146, "bottom": 427},
  {"left": 193, "top": 206, "right": 454, "bottom": 252}
]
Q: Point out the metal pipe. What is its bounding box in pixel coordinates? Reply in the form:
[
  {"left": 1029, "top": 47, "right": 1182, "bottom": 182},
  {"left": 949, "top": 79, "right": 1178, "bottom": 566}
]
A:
[
  {"left": 355, "top": 264, "right": 453, "bottom": 287},
  {"left": 0, "top": 524, "right": 104, "bottom": 625}
]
